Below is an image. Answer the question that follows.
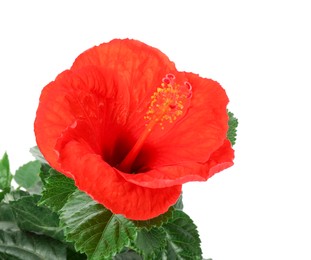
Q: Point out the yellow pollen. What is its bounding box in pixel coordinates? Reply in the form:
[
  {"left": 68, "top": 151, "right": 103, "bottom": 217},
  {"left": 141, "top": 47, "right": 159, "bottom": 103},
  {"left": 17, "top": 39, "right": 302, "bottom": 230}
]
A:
[
  {"left": 118, "top": 73, "right": 192, "bottom": 173},
  {"left": 144, "top": 74, "right": 192, "bottom": 131}
]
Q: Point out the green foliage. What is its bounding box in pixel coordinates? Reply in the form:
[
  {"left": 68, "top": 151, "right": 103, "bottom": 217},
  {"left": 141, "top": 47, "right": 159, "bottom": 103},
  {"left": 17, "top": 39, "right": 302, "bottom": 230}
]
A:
[
  {"left": 135, "top": 228, "right": 167, "bottom": 259},
  {"left": 133, "top": 207, "right": 174, "bottom": 230},
  {"left": 227, "top": 110, "right": 238, "bottom": 145},
  {"left": 9, "top": 194, "right": 64, "bottom": 241},
  {"left": 173, "top": 193, "right": 183, "bottom": 210},
  {"left": 113, "top": 250, "right": 143, "bottom": 260},
  {"left": 0, "top": 189, "right": 86, "bottom": 259},
  {"left": 2, "top": 190, "right": 29, "bottom": 203},
  {"left": 0, "top": 151, "right": 205, "bottom": 259},
  {"left": 38, "top": 169, "right": 76, "bottom": 212},
  {"left": 0, "top": 230, "right": 66, "bottom": 260},
  {"left": 159, "top": 210, "right": 202, "bottom": 259},
  {"left": 0, "top": 203, "right": 18, "bottom": 231},
  {"left": 14, "top": 160, "right": 42, "bottom": 193},
  {"left": 131, "top": 210, "right": 202, "bottom": 259},
  {"left": 66, "top": 248, "right": 87, "bottom": 260},
  {"left": 0, "top": 187, "right": 10, "bottom": 203},
  {"left": 0, "top": 153, "right": 12, "bottom": 193},
  {"left": 0, "top": 153, "right": 11, "bottom": 187},
  {"left": 29, "top": 146, "right": 48, "bottom": 164},
  {"left": 60, "top": 190, "right": 137, "bottom": 259}
]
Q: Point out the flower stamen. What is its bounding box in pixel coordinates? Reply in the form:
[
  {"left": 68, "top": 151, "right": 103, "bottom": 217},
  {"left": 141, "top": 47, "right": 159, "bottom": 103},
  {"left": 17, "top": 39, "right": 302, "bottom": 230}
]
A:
[{"left": 118, "top": 74, "right": 192, "bottom": 173}]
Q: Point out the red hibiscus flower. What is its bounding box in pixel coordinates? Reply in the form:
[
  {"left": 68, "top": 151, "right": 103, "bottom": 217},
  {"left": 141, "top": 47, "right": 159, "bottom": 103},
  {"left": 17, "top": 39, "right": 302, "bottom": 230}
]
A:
[{"left": 34, "top": 39, "right": 234, "bottom": 220}]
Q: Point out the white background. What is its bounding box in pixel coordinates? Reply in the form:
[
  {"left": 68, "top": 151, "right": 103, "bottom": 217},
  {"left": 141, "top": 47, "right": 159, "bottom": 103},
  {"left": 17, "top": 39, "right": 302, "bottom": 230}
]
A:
[{"left": 1, "top": 1, "right": 310, "bottom": 259}]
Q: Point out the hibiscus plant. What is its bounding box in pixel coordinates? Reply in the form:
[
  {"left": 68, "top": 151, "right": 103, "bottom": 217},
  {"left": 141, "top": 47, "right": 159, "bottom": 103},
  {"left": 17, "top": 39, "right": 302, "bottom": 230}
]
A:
[{"left": 0, "top": 39, "right": 238, "bottom": 259}]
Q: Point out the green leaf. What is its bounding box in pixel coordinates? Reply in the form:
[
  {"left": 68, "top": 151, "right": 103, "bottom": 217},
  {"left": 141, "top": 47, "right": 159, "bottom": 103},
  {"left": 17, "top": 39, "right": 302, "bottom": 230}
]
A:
[
  {"left": 38, "top": 169, "right": 76, "bottom": 212},
  {"left": 66, "top": 248, "right": 87, "bottom": 260},
  {"left": 60, "top": 190, "right": 137, "bottom": 259},
  {"left": 3, "top": 190, "right": 29, "bottom": 203},
  {"left": 0, "top": 202, "right": 15, "bottom": 221},
  {"left": 38, "top": 164, "right": 52, "bottom": 186},
  {"left": 113, "top": 250, "right": 143, "bottom": 260},
  {"left": 0, "top": 230, "right": 66, "bottom": 260},
  {"left": 173, "top": 193, "right": 183, "bottom": 210},
  {"left": 133, "top": 207, "right": 174, "bottom": 230},
  {"left": 0, "top": 187, "right": 10, "bottom": 203},
  {"left": 227, "top": 110, "right": 238, "bottom": 146},
  {"left": 0, "top": 202, "right": 18, "bottom": 231},
  {"left": 14, "top": 161, "right": 42, "bottom": 192},
  {"left": 9, "top": 195, "right": 64, "bottom": 241},
  {"left": 0, "top": 152, "right": 12, "bottom": 191},
  {"left": 1, "top": 191, "right": 29, "bottom": 232},
  {"left": 0, "top": 221, "right": 19, "bottom": 232},
  {"left": 0, "top": 251, "right": 18, "bottom": 260},
  {"left": 135, "top": 228, "right": 167, "bottom": 259},
  {"left": 30, "top": 146, "right": 48, "bottom": 164},
  {"left": 159, "top": 210, "right": 202, "bottom": 259}
]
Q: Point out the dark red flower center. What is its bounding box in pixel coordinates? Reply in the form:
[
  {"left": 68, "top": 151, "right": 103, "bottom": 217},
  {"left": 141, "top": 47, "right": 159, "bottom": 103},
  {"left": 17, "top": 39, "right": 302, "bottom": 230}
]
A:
[{"left": 118, "top": 74, "right": 192, "bottom": 173}]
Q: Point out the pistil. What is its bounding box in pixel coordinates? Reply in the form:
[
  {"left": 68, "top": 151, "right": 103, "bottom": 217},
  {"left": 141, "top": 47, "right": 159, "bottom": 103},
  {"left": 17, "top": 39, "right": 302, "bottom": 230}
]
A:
[{"left": 118, "top": 74, "right": 192, "bottom": 173}]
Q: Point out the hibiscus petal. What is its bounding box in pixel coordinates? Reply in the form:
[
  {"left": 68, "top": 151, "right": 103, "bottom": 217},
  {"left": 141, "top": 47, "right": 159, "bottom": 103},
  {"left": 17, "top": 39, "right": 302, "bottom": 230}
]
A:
[
  {"left": 56, "top": 131, "right": 182, "bottom": 220},
  {"left": 119, "top": 139, "right": 234, "bottom": 188},
  {"left": 34, "top": 70, "right": 76, "bottom": 175}
]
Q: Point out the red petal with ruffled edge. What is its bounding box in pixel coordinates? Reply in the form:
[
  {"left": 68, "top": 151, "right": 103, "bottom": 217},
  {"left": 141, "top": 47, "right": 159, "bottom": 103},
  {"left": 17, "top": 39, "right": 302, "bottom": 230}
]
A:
[{"left": 120, "top": 140, "right": 234, "bottom": 188}]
